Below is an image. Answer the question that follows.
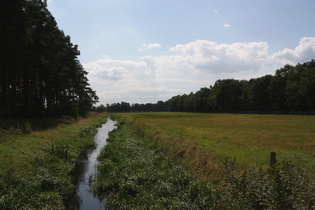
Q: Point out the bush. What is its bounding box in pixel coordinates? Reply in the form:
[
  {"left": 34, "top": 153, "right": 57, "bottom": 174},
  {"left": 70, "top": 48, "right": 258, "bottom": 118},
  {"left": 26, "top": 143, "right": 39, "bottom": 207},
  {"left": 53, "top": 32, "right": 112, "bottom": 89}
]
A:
[{"left": 222, "top": 161, "right": 315, "bottom": 209}]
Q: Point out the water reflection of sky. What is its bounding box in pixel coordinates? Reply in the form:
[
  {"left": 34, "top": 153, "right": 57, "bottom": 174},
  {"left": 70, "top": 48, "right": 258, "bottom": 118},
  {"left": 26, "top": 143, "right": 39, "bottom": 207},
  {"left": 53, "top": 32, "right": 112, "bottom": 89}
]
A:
[{"left": 66, "top": 119, "right": 117, "bottom": 210}]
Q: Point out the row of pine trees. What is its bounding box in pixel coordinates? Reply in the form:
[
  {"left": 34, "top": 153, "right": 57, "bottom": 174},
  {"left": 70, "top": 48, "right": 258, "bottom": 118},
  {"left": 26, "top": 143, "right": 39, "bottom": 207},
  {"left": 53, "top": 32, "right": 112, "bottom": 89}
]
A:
[{"left": 0, "top": 0, "right": 98, "bottom": 119}]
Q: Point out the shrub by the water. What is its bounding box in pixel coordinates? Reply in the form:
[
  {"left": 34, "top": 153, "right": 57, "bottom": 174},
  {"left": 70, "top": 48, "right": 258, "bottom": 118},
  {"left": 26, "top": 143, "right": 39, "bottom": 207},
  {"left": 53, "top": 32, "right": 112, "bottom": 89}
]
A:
[{"left": 221, "top": 161, "right": 315, "bottom": 209}]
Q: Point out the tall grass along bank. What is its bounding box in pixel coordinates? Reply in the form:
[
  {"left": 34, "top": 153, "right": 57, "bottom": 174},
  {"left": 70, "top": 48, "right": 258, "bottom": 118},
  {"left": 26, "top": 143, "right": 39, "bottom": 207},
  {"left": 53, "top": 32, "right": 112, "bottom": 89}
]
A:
[
  {"left": 92, "top": 121, "right": 218, "bottom": 209},
  {"left": 0, "top": 113, "right": 108, "bottom": 209}
]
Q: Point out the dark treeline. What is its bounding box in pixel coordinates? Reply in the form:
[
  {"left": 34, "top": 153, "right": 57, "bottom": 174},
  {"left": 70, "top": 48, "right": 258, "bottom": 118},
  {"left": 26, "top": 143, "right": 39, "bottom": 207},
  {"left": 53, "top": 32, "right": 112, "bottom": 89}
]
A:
[
  {"left": 0, "top": 0, "right": 98, "bottom": 119},
  {"left": 96, "top": 60, "right": 315, "bottom": 114},
  {"left": 92, "top": 101, "right": 169, "bottom": 113}
]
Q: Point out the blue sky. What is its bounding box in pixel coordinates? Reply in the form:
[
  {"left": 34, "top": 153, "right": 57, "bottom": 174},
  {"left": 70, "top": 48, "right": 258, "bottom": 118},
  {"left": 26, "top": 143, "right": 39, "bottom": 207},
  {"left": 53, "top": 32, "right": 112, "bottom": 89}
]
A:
[{"left": 47, "top": 0, "right": 315, "bottom": 105}]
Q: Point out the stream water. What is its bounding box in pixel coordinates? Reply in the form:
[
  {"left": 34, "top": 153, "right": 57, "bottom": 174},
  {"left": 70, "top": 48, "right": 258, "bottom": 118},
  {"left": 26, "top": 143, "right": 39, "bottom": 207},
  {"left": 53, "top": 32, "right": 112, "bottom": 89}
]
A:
[{"left": 66, "top": 118, "right": 117, "bottom": 210}]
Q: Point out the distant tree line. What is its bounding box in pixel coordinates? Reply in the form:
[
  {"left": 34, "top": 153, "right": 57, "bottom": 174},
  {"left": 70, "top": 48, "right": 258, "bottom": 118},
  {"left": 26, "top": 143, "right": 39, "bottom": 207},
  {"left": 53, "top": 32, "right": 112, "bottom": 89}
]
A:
[
  {"left": 0, "top": 0, "right": 98, "bottom": 119},
  {"left": 92, "top": 101, "right": 169, "bottom": 113},
  {"left": 94, "top": 60, "right": 315, "bottom": 114}
]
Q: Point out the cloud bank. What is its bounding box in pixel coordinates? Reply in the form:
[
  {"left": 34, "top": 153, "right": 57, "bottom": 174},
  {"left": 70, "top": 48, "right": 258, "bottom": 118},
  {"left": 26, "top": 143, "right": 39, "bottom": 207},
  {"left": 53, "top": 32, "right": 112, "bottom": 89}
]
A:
[{"left": 84, "top": 37, "right": 315, "bottom": 105}]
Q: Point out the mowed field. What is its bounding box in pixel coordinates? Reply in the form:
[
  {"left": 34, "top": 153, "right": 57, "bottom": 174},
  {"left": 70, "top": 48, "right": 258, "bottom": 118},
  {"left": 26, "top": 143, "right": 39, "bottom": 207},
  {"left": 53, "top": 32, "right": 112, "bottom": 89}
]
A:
[{"left": 119, "top": 112, "right": 315, "bottom": 175}]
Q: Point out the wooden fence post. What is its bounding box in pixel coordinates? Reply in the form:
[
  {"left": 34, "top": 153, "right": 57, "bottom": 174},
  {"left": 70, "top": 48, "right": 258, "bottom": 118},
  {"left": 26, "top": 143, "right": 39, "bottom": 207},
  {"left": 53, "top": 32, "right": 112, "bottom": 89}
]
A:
[{"left": 270, "top": 152, "right": 276, "bottom": 168}]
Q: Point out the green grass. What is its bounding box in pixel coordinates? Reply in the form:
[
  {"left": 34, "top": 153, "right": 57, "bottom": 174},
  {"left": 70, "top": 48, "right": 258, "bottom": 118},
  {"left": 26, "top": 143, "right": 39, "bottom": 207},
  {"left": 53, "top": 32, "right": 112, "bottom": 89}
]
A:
[
  {"left": 0, "top": 114, "right": 107, "bottom": 175},
  {"left": 92, "top": 122, "right": 218, "bottom": 209},
  {"left": 0, "top": 113, "right": 108, "bottom": 209},
  {"left": 93, "top": 114, "right": 315, "bottom": 209},
  {"left": 118, "top": 112, "right": 315, "bottom": 175}
]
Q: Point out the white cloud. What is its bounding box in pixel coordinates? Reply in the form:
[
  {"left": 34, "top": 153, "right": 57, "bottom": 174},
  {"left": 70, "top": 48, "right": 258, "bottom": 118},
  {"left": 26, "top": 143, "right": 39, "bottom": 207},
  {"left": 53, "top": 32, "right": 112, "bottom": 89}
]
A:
[
  {"left": 272, "top": 37, "right": 315, "bottom": 65},
  {"left": 214, "top": 9, "right": 218, "bottom": 14},
  {"left": 84, "top": 56, "right": 149, "bottom": 81},
  {"left": 84, "top": 37, "right": 315, "bottom": 105},
  {"left": 84, "top": 55, "right": 202, "bottom": 104},
  {"left": 169, "top": 40, "right": 271, "bottom": 74},
  {"left": 89, "top": 66, "right": 128, "bottom": 81},
  {"left": 223, "top": 23, "right": 231, "bottom": 28},
  {"left": 139, "top": 43, "right": 161, "bottom": 52}
]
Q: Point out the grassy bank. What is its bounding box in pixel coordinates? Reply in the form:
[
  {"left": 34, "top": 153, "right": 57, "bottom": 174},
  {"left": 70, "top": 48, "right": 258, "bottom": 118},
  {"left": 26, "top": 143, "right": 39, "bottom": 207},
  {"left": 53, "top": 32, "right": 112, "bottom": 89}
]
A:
[
  {"left": 0, "top": 113, "right": 108, "bottom": 209},
  {"left": 92, "top": 121, "right": 217, "bottom": 209},
  {"left": 93, "top": 115, "right": 315, "bottom": 209}
]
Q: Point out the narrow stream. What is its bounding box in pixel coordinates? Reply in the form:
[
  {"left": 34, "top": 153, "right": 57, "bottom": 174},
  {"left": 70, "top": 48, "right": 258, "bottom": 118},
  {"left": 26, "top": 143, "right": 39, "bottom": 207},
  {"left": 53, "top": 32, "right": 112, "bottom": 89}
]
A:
[{"left": 66, "top": 118, "right": 117, "bottom": 210}]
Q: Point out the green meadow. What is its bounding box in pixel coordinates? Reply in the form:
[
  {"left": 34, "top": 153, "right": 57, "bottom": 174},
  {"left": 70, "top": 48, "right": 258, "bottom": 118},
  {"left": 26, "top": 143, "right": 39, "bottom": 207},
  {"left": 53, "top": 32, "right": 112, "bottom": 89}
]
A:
[
  {"left": 93, "top": 113, "right": 315, "bottom": 209},
  {"left": 118, "top": 112, "right": 315, "bottom": 176},
  {"left": 1, "top": 112, "right": 314, "bottom": 209}
]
